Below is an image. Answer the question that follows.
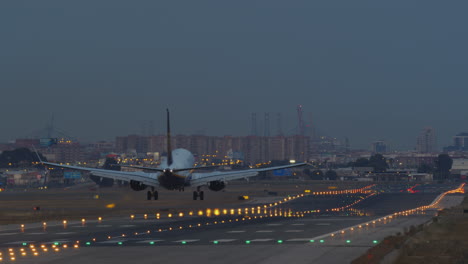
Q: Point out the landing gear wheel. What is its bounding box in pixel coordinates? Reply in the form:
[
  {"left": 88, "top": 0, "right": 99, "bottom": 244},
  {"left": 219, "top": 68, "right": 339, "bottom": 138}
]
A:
[
  {"left": 199, "top": 191, "right": 204, "bottom": 200},
  {"left": 193, "top": 191, "right": 198, "bottom": 200},
  {"left": 147, "top": 191, "right": 152, "bottom": 200},
  {"left": 153, "top": 191, "right": 159, "bottom": 200}
]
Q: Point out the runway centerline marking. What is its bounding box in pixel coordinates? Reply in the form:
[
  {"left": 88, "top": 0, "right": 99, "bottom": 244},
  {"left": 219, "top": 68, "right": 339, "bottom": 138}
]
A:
[
  {"left": 227, "top": 231, "right": 245, "bottom": 233},
  {"left": 5, "top": 241, "right": 35, "bottom": 245},
  {"left": 55, "top": 232, "right": 76, "bottom": 235},
  {"left": 96, "top": 225, "right": 112, "bottom": 228},
  {"left": 119, "top": 225, "right": 136, "bottom": 228},
  {"left": 256, "top": 230, "right": 274, "bottom": 233},
  {"left": 173, "top": 239, "right": 199, "bottom": 243},
  {"left": 211, "top": 239, "right": 237, "bottom": 243},
  {"left": 303, "top": 218, "right": 363, "bottom": 222},
  {"left": 250, "top": 238, "right": 273, "bottom": 242},
  {"left": 266, "top": 224, "right": 282, "bottom": 226},
  {"left": 291, "top": 223, "right": 305, "bottom": 226},
  {"left": 45, "top": 240, "right": 71, "bottom": 244},
  {"left": 98, "top": 240, "right": 126, "bottom": 244},
  {"left": 315, "top": 223, "right": 331, "bottom": 226},
  {"left": 0, "top": 232, "right": 17, "bottom": 236},
  {"left": 285, "top": 230, "right": 304, "bottom": 233},
  {"left": 286, "top": 238, "right": 315, "bottom": 242},
  {"left": 136, "top": 240, "right": 165, "bottom": 243},
  {"left": 28, "top": 232, "right": 47, "bottom": 235}
]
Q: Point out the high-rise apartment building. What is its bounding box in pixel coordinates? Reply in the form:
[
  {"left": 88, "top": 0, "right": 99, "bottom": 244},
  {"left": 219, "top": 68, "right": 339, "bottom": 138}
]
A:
[
  {"left": 453, "top": 133, "right": 468, "bottom": 150},
  {"left": 416, "top": 127, "right": 436, "bottom": 153},
  {"left": 371, "top": 140, "right": 387, "bottom": 153},
  {"left": 114, "top": 134, "right": 310, "bottom": 164}
]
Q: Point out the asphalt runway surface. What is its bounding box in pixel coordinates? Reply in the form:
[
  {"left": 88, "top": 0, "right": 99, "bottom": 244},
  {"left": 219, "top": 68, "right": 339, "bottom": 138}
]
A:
[{"left": 0, "top": 183, "right": 463, "bottom": 263}]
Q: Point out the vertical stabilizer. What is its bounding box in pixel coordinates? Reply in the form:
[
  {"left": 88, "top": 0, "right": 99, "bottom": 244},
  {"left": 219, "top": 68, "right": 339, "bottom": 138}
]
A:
[{"left": 166, "top": 109, "right": 173, "bottom": 166}]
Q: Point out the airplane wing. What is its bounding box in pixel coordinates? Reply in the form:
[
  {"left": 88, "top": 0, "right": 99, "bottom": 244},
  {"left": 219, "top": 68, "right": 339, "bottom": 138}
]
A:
[
  {"left": 117, "top": 165, "right": 164, "bottom": 172},
  {"left": 42, "top": 162, "right": 160, "bottom": 187},
  {"left": 117, "top": 165, "right": 218, "bottom": 172},
  {"left": 189, "top": 163, "right": 307, "bottom": 187}
]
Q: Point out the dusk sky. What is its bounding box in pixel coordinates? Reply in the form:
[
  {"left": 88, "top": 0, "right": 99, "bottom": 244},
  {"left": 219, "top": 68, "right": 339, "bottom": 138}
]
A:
[{"left": 1, "top": 1, "right": 467, "bottom": 150}]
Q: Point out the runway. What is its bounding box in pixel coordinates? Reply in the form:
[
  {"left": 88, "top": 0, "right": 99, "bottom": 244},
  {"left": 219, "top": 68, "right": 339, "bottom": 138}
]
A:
[{"left": 0, "top": 183, "right": 463, "bottom": 263}]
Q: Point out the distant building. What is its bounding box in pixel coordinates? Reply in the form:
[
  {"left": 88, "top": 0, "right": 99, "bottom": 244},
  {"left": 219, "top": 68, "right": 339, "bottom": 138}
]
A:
[
  {"left": 393, "top": 153, "right": 437, "bottom": 169},
  {"left": 14, "top": 139, "right": 40, "bottom": 149},
  {"left": 41, "top": 139, "right": 83, "bottom": 163},
  {"left": 445, "top": 132, "right": 468, "bottom": 152},
  {"left": 87, "top": 141, "right": 114, "bottom": 153},
  {"left": 310, "top": 136, "right": 345, "bottom": 155},
  {"left": 416, "top": 127, "right": 436, "bottom": 153},
  {"left": 371, "top": 140, "right": 387, "bottom": 154},
  {"left": 114, "top": 134, "right": 310, "bottom": 165},
  {"left": 3, "top": 170, "right": 44, "bottom": 186},
  {"left": 451, "top": 158, "right": 468, "bottom": 174}
]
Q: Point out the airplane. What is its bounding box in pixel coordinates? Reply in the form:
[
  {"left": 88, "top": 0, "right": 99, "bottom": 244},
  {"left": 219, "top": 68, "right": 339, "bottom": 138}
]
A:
[{"left": 38, "top": 109, "right": 306, "bottom": 201}]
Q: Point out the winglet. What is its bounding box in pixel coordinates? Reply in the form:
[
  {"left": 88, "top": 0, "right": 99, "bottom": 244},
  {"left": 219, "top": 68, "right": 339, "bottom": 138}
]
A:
[
  {"left": 32, "top": 145, "right": 43, "bottom": 163},
  {"left": 166, "top": 108, "right": 173, "bottom": 166}
]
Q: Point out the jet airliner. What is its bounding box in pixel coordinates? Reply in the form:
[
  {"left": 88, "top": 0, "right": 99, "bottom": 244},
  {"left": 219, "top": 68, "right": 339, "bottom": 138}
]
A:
[{"left": 39, "top": 110, "right": 306, "bottom": 200}]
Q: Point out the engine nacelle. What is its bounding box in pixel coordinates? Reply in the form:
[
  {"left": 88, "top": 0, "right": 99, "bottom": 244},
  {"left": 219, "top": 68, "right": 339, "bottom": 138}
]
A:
[
  {"left": 208, "top": 181, "right": 225, "bottom": 192},
  {"left": 130, "top": 180, "right": 147, "bottom": 191}
]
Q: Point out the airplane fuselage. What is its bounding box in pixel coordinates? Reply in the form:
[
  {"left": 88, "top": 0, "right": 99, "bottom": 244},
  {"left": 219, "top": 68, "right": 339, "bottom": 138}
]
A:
[
  {"left": 157, "top": 170, "right": 188, "bottom": 190},
  {"left": 157, "top": 148, "right": 194, "bottom": 190}
]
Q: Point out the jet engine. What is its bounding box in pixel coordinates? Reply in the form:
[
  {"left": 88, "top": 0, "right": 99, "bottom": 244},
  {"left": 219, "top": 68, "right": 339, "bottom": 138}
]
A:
[
  {"left": 130, "top": 180, "right": 147, "bottom": 191},
  {"left": 208, "top": 181, "right": 225, "bottom": 191}
]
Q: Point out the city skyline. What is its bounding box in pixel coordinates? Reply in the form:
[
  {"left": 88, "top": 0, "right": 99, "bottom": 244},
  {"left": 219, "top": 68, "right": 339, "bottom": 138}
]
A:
[
  {"left": 1, "top": 103, "right": 466, "bottom": 151},
  {"left": 1, "top": 1, "right": 468, "bottom": 149}
]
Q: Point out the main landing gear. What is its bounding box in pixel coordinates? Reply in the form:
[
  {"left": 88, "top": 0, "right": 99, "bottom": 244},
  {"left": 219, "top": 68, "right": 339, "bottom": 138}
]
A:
[
  {"left": 193, "top": 187, "right": 204, "bottom": 200},
  {"left": 147, "top": 187, "right": 158, "bottom": 200}
]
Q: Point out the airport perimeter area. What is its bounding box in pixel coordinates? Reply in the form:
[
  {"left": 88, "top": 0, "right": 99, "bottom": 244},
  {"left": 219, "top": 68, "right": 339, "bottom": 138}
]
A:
[{"left": 0, "top": 181, "right": 465, "bottom": 264}]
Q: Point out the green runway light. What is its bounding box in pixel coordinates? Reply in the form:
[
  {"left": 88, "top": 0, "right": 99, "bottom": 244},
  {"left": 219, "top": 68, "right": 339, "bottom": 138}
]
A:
[
  {"left": 118, "top": 242, "right": 123, "bottom": 245},
  {"left": 181, "top": 241, "right": 187, "bottom": 245},
  {"left": 309, "top": 240, "right": 315, "bottom": 243},
  {"left": 85, "top": 242, "right": 91, "bottom": 246},
  {"left": 54, "top": 242, "right": 59, "bottom": 245},
  {"left": 213, "top": 241, "right": 219, "bottom": 244},
  {"left": 277, "top": 240, "right": 283, "bottom": 244},
  {"left": 346, "top": 240, "right": 351, "bottom": 243},
  {"left": 245, "top": 240, "right": 251, "bottom": 244},
  {"left": 149, "top": 241, "right": 155, "bottom": 245},
  {"left": 22, "top": 243, "right": 27, "bottom": 246},
  {"left": 319, "top": 240, "right": 324, "bottom": 243},
  {"left": 373, "top": 240, "right": 378, "bottom": 244}
]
